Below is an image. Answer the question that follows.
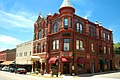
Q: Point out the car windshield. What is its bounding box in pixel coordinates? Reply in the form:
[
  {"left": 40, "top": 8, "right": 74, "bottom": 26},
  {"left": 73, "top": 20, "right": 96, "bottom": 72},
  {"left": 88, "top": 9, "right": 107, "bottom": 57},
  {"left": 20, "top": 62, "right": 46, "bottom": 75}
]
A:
[{"left": 18, "top": 68, "right": 26, "bottom": 70}]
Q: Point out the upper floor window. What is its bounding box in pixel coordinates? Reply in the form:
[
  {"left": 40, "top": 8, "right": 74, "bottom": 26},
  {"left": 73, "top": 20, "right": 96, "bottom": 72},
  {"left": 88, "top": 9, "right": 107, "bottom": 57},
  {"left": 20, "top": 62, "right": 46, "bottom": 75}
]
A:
[
  {"left": 89, "top": 26, "right": 96, "bottom": 37},
  {"left": 37, "top": 43, "right": 41, "bottom": 53},
  {"left": 70, "top": 19, "right": 72, "bottom": 28},
  {"left": 53, "top": 41, "right": 55, "bottom": 50},
  {"left": 60, "top": 19, "right": 62, "bottom": 28},
  {"left": 76, "top": 23, "right": 83, "bottom": 33},
  {"left": 99, "top": 45, "right": 102, "bottom": 54},
  {"left": 19, "top": 53, "right": 22, "bottom": 57},
  {"left": 24, "top": 52, "right": 27, "bottom": 56},
  {"left": 108, "top": 47, "right": 110, "bottom": 54},
  {"left": 43, "top": 29, "right": 46, "bottom": 37},
  {"left": 30, "top": 51, "right": 31, "bottom": 55},
  {"left": 76, "top": 40, "right": 84, "bottom": 50},
  {"left": 53, "top": 23, "right": 58, "bottom": 33},
  {"left": 38, "top": 30, "right": 42, "bottom": 39},
  {"left": 108, "top": 34, "right": 110, "bottom": 41},
  {"left": 104, "top": 46, "right": 106, "bottom": 54},
  {"left": 103, "top": 33, "right": 106, "bottom": 41},
  {"left": 64, "top": 38, "right": 70, "bottom": 51},
  {"left": 91, "top": 43, "right": 95, "bottom": 52},
  {"left": 64, "top": 18, "right": 68, "bottom": 29},
  {"left": 33, "top": 46, "right": 36, "bottom": 54},
  {"left": 42, "top": 44, "right": 45, "bottom": 52},
  {"left": 52, "top": 40, "right": 59, "bottom": 50}
]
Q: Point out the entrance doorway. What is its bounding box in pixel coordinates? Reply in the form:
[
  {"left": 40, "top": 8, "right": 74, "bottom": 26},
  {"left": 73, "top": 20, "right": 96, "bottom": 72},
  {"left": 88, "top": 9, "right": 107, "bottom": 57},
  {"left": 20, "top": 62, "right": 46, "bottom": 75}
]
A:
[
  {"left": 63, "top": 63, "right": 69, "bottom": 74},
  {"left": 110, "top": 60, "right": 112, "bottom": 70}
]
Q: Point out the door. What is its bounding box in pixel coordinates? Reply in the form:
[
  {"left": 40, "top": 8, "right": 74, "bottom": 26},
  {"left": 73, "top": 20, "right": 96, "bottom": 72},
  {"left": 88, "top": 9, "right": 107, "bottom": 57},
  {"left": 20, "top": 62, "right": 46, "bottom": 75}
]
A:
[
  {"left": 110, "top": 60, "right": 112, "bottom": 70},
  {"left": 63, "top": 63, "right": 69, "bottom": 74}
]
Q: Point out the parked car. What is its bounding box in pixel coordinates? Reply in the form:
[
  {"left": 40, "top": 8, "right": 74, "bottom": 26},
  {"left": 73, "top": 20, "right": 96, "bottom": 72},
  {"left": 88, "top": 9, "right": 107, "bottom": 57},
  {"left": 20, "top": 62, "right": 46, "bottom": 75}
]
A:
[
  {"left": 2, "top": 66, "right": 9, "bottom": 71},
  {"left": 9, "top": 68, "right": 17, "bottom": 73},
  {"left": 15, "top": 68, "right": 27, "bottom": 74},
  {"left": 0, "top": 67, "right": 2, "bottom": 71}
]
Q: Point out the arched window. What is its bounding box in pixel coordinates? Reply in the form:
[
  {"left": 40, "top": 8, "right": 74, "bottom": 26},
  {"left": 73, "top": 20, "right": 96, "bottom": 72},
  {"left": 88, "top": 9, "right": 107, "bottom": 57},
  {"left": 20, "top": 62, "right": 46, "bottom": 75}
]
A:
[{"left": 76, "top": 23, "right": 83, "bottom": 33}]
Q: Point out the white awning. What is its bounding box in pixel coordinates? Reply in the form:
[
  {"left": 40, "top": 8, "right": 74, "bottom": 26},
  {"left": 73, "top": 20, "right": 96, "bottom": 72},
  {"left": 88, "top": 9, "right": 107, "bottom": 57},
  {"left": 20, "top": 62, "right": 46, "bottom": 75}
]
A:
[{"left": 31, "top": 56, "right": 40, "bottom": 61}]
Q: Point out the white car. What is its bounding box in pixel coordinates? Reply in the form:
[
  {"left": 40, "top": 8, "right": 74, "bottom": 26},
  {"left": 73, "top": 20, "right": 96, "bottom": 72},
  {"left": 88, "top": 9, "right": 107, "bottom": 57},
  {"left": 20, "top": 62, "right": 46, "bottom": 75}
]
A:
[{"left": 2, "top": 66, "right": 9, "bottom": 71}]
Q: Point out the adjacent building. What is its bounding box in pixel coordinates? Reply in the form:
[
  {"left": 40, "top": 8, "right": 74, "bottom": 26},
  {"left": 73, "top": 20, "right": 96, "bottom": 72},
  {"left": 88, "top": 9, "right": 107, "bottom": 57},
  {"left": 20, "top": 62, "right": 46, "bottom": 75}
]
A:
[
  {"left": 32, "top": 0, "right": 114, "bottom": 74},
  {"left": 16, "top": 41, "right": 33, "bottom": 72},
  {"left": 0, "top": 49, "right": 16, "bottom": 66},
  {"left": 0, "top": 50, "right": 6, "bottom": 64},
  {"left": 115, "top": 54, "right": 120, "bottom": 69}
]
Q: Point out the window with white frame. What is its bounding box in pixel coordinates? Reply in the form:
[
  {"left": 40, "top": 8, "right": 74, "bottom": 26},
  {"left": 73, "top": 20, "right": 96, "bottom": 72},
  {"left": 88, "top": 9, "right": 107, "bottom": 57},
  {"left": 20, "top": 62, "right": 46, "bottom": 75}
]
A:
[
  {"left": 104, "top": 46, "right": 106, "bottom": 53},
  {"left": 91, "top": 43, "right": 95, "bottom": 52},
  {"left": 56, "top": 40, "right": 59, "bottom": 49},
  {"left": 52, "top": 40, "right": 59, "bottom": 50},
  {"left": 76, "top": 40, "right": 84, "bottom": 50},
  {"left": 76, "top": 40, "right": 79, "bottom": 50},
  {"left": 53, "top": 41, "right": 55, "bottom": 50},
  {"left": 103, "top": 33, "right": 106, "bottom": 40},
  {"left": 108, "top": 34, "right": 110, "bottom": 41},
  {"left": 76, "top": 23, "right": 83, "bottom": 33},
  {"left": 80, "top": 40, "right": 84, "bottom": 50}
]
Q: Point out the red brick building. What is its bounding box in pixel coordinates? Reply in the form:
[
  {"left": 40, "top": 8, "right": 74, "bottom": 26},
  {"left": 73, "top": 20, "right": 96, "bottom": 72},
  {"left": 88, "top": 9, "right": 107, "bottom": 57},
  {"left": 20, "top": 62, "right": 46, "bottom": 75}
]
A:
[
  {"left": 0, "top": 50, "right": 6, "bottom": 64},
  {"left": 33, "top": 0, "right": 114, "bottom": 74},
  {"left": 0, "top": 49, "right": 16, "bottom": 66}
]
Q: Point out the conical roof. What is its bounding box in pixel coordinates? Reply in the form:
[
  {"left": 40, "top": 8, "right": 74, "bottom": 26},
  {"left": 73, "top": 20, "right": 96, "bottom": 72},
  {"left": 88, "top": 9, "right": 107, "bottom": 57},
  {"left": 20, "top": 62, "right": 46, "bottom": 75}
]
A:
[{"left": 60, "top": 0, "right": 74, "bottom": 9}]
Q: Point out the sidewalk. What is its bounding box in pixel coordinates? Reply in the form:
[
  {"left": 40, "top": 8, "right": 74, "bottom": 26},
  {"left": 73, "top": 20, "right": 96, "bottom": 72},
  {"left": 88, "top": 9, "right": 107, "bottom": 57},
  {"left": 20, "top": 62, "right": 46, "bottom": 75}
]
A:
[
  {"left": 27, "top": 70, "right": 120, "bottom": 78},
  {"left": 75, "top": 70, "right": 120, "bottom": 77}
]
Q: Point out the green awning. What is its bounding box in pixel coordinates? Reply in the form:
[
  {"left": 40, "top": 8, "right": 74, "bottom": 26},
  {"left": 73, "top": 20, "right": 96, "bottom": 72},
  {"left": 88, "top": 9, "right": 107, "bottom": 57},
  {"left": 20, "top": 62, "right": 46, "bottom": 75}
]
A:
[{"left": 100, "top": 59, "right": 107, "bottom": 64}]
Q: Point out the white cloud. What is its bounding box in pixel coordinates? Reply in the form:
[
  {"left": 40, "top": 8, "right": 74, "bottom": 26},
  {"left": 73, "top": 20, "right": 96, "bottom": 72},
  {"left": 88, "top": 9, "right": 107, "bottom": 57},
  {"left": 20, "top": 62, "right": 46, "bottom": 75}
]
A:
[
  {"left": 84, "top": 11, "right": 92, "bottom": 19},
  {"left": 0, "top": 34, "right": 22, "bottom": 45},
  {"left": 0, "top": 10, "right": 37, "bottom": 30}
]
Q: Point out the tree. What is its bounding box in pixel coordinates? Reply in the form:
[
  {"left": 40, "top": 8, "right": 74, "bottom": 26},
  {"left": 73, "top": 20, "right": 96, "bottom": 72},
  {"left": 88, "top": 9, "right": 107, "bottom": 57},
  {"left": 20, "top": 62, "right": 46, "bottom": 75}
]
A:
[{"left": 114, "top": 42, "right": 120, "bottom": 55}]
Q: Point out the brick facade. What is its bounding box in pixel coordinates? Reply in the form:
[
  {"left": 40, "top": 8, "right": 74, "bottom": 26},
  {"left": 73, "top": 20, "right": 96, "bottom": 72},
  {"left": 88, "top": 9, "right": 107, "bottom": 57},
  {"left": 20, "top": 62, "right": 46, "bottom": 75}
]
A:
[{"left": 32, "top": 0, "right": 114, "bottom": 74}]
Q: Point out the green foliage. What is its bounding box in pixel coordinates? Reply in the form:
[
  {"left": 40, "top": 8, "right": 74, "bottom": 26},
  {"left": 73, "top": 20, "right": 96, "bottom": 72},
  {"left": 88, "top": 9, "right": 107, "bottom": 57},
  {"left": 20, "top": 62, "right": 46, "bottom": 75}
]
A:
[
  {"left": 36, "top": 71, "right": 39, "bottom": 75},
  {"left": 114, "top": 42, "right": 120, "bottom": 55}
]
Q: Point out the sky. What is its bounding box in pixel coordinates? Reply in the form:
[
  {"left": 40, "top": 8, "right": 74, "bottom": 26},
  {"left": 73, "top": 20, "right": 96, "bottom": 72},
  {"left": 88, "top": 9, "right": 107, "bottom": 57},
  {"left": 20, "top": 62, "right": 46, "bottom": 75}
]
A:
[{"left": 0, "top": 0, "right": 120, "bottom": 51}]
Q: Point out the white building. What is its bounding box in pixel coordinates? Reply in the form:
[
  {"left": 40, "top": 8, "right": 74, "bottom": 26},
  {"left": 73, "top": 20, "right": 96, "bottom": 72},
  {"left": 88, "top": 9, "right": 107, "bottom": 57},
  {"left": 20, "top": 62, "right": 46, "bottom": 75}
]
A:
[{"left": 16, "top": 40, "right": 33, "bottom": 72}]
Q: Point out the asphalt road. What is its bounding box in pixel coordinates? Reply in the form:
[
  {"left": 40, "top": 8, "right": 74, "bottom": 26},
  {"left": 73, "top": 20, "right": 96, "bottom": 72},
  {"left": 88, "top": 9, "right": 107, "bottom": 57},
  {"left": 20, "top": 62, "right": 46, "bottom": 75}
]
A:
[{"left": 0, "top": 71, "right": 120, "bottom": 80}]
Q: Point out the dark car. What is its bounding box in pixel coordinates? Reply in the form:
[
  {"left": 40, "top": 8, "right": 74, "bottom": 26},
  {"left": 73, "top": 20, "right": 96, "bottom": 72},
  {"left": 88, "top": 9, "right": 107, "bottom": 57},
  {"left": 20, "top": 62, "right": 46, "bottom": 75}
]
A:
[
  {"left": 15, "top": 68, "right": 27, "bottom": 74},
  {"left": 9, "top": 68, "right": 17, "bottom": 72}
]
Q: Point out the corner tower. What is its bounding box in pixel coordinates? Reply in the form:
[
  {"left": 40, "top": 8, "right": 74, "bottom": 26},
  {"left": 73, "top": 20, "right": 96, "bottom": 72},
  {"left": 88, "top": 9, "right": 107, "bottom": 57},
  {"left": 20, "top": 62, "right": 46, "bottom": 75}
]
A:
[{"left": 59, "top": 0, "right": 75, "bottom": 14}]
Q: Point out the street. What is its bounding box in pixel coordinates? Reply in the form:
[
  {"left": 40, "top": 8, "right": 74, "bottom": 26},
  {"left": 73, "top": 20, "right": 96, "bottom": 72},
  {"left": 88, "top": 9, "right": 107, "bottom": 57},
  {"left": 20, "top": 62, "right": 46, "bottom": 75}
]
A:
[{"left": 0, "top": 71, "right": 120, "bottom": 80}]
